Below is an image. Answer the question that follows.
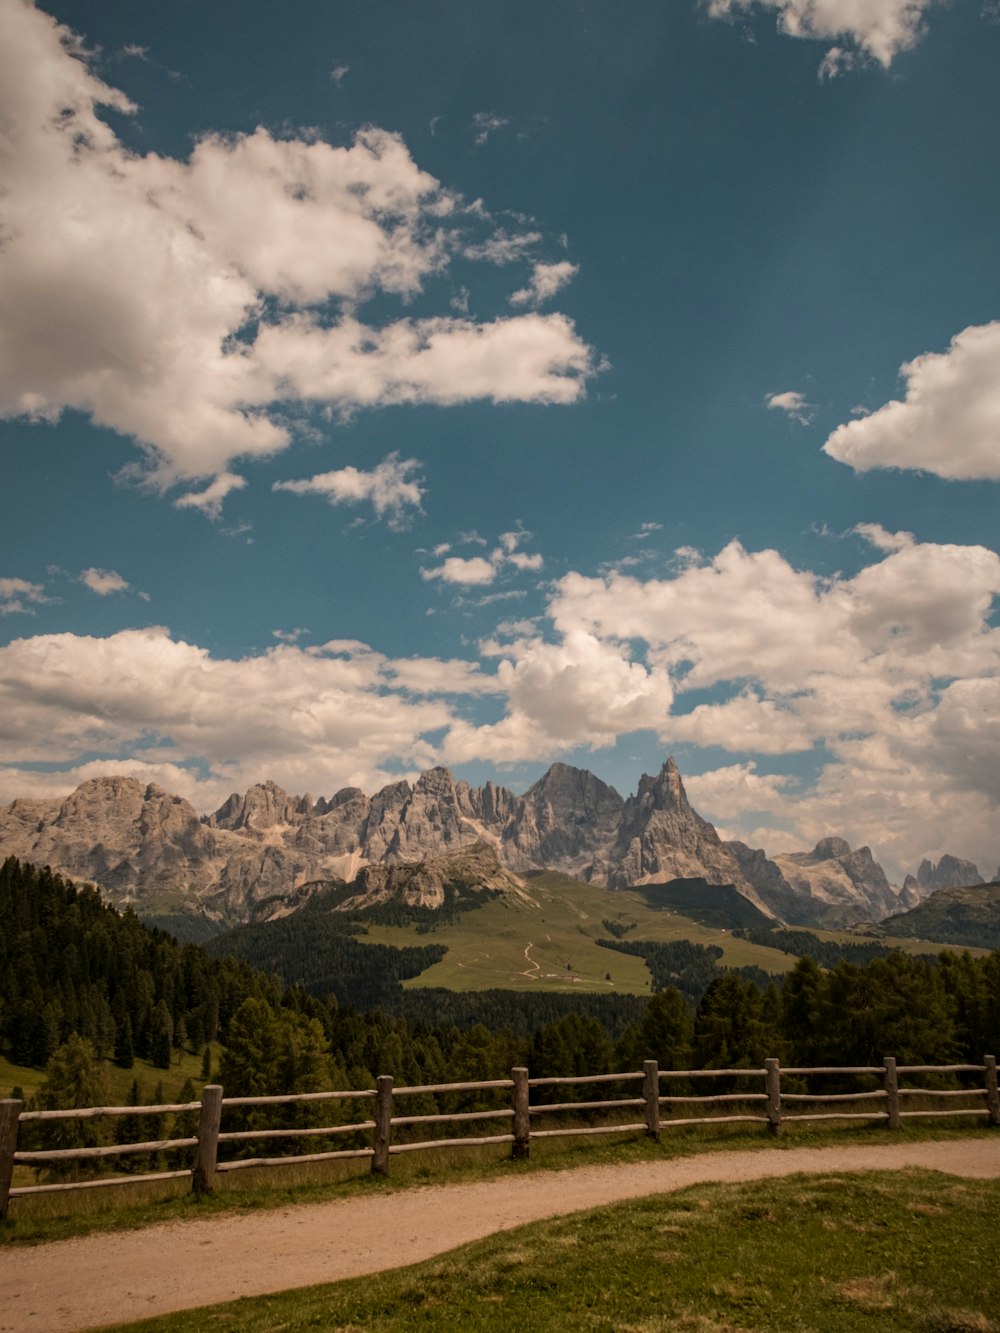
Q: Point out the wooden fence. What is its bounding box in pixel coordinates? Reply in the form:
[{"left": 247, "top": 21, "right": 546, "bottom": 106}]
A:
[{"left": 2, "top": 1055, "right": 996, "bottom": 1217}]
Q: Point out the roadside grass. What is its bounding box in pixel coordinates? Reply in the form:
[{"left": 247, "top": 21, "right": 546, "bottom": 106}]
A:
[
  {"left": 3, "top": 1110, "right": 994, "bottom": 1249},
  {"left": 96, "top": 1169, "right": 1000, "bottom": 1333}
]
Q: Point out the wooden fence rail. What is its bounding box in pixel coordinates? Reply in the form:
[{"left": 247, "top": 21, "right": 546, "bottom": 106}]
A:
[{"left": 2, "top": 1054, "right": 997, "bottom": 1216}]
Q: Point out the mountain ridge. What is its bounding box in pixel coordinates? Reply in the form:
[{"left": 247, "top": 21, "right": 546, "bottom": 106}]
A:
[{"left": 0, "top": 758, "right": 954, "bottom": 931}]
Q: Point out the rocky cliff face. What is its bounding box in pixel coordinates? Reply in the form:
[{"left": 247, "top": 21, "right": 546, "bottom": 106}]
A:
[
  {"left": 914, "top": 855, "right": 985, "bottom": 892},
  {"left": 600, "top": 759, "right": 774, "bottom": 913},
  {"left": 0, "top": 759, "right": 917, "bottom": 930},
  {"left": 772, "top": 837, "right": 902, "bottom": 927},
  {"left": 336, "top": 842, "right": 530, "bottom": 913}
]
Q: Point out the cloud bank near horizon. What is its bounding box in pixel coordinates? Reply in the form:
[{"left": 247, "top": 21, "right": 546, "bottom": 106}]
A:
[{"left": 2, "top": 529, "right": 998, "bottom": 879}]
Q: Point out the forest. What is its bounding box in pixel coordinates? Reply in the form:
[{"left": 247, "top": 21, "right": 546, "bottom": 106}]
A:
[{"left": 4, "top": 856, "right": 999, "bottom": 1126}]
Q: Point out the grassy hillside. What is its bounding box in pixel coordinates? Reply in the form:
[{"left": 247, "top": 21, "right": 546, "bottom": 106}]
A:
[
  {"left": 359, "top": 872, "right": 799, "bottom": 994},
  {"left": 0, "top": 1046, "right": 218, "bottom": 1107},
  {"left": 880, "top": 883, "right": 1000, "bottom": 951}
]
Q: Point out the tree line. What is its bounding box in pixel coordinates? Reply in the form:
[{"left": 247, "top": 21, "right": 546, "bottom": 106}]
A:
[{"left": 5, "top": 855, "right": 1000, "bottom": 1167}]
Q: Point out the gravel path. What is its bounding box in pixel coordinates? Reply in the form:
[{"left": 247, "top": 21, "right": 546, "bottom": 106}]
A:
[{"left": 2, "top": 1138, "right": 998, "bottom": 1333}]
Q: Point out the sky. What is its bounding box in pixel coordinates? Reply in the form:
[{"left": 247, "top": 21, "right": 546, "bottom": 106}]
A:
[{"left": 2, "top": 0, "right": 999, "bottom": 884}]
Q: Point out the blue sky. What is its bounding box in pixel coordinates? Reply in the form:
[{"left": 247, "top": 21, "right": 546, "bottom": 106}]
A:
[{"left": 2, "top": 0, "right": 999, "bottom": 882}]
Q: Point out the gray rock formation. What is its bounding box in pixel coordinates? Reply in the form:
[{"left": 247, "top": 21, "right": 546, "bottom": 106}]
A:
[
  {"left": 915, "top": 855, "right": 984, "bottom": 892},
  {"left": 337, "top": 842, "right": 530, "bottom": 913},
  {"left": 725, "top": 840, "right": 805, "bottom": 922},
  {"left": 772, "top": 837, "right": 899, "bottom": 927},
  {"left": 599, "top": 760, "right": 773, "bottom": 914},
  {"left": 503, "top": 762, "right": 624, "bottom": 876},
  {"left": 0, "top": 758, "right": 938, "bottom": 930}
]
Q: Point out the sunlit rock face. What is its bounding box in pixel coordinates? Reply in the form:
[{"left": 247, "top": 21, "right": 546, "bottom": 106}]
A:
[{"left": 0, "top": 759, "right": 904, "bottom": 929}]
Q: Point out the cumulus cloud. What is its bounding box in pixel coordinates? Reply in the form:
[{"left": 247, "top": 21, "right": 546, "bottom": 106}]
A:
[
  {"left": 510, "top": 261, "right": 579, "bottom": 308},
  {"left": 766, "top": 389, "right": 813, "bottom": 424},
  {"left": 174, "top": 473, "right": 248, "bottom": 519},
  {"left": 444, "top": 630, "right": 675, "bottom": 763},
  {"left": 824, "top": 322, "right": 1000, "bottom": 480},
  {"left": 0, "top": 3, "right": 595, "bottom": 494},
  {"left": 546, "top": 535, "right": 1000, "bottom": 877},
  {"left": 852, "top": 523, "right": 914, "bottom": 553},
  {"left": 704, "top": 0, "right": 940, "bottom": 67},
  {"left": 79, "top": 568, "right": 129, "bottom": 596},
  {"left": 0, "top": 628, "right": 488, "bottom": 807},
  {"left": 421, "top": 529, "right": 544, "bottom": 586},
  {"left": 4, "top": 526, "right": 999, "bottom": 873},
  {"left": 273, "top": 453, "right": 424, "bottom": 528},
  {"left": 421, "top": 556, "right": 498, "bottom": 586},
  {"left": 0, "top": 576, "right": 47, "bottom": 615}
]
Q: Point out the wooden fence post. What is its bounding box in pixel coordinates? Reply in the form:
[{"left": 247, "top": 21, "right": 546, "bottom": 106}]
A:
[
  {"left": 765, "top": 1058, "right": 781, "bottom": 1136},
  {"left": 192, "top": 1084, "right": 223, "bottom": 1194},
  {"left": 985, "top": 1056, "right": 999, "bottom": 1128},
  {"left": 0, "top": 1099, "right": 22, "bottom": 1220},
  {"left": 883, "top": 1057, "right": 900, "bottom": 1130},
  {"left": 372, "top": 1075, "right": 393, "bottom": 1175},
  {"left": 512, "top": 1067, "right": 530, "bottom": 1159},
  {"left": 643, "top": 1060, "right": 660, "bottom": 1140}
]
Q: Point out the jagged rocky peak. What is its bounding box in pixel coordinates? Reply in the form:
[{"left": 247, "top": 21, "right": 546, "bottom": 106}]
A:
[
  {"left": 810, "top": 835, "right": 852, "bottom": 862},
  {"left": 916, "top": 855, "right": 984, "bottom": 891},
  {"left": 206, "top": 779, "right": 312, "bottom": 834},
  {"left": 772, "top": 834, "right": 897, "bottom": 928},
  {"left": 633, "top": 756, "right": 691, "bottom": 814},
  {"left": 526, "top": 762, "right": 624, "bottom": 821}
]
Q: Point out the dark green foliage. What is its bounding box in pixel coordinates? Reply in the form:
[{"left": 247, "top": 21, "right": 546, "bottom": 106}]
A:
[
  {"left": 881, "top": 882, "right": 1000, "bottom": 949},
  {"left": 0, "top": 857, "right": 282, "bottom": 1071},
  {"left": 693, "top": 974, "right": 777, "bottom": 1071},
  {"left": 400, "top": 988, "right": 646, "bottom": 1039},
  {"left": 598, "top": 936, "right": 769, "bottom": 1003},
  {"left": 732, "top": 925, "right": 894, "bottom": 967},
  {"left": 205, "top": 913, "right": 446, "bottom": 1010}
]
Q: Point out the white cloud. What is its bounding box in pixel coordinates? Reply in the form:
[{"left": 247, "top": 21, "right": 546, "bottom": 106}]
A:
[
  {"left": 510, "top": 261, "right": 579, "bottom": 308},
  {"left": 444, "top": 630, "right": 674, "bottom": 763},
  {"left": 852, "top": 523, "right": 914, "bottom": 553},
  {"left": 421, "top": 529, "right": 544, "bottom": 586},
  {"left": 704, "top": 0, "right": 940, "bottom": 67},
  {"left": 824, "top": 322, "right": 1000, "bottom": 480},
  {"left": 0, "top": 628, "right": 469, "bottom": 807},
  {"left": 545, "top": 535, "right": 1000, "bottom": 877},
  {"left": 0, "top": 576, "right": 47, "bottom": 615},
  {"left": 766, "top": 389, "right": 813, "bottom": 424},
  {"left": 79, "top": 568, "right": 130, "bottom": 596},
  {"left": 464, "top": 230, "right": 543, "bottom": 265},
  {"left": 3, "top": 531, "right": 1000, "bottom": 874},
  {"left": 684, "top": 762, "right": 795, "bottom": 821},
  {"left": 472, "top": 112, "right": 509, "bottom": 145},
  {"left": 329, "top": 63, "right": 349, "bottom": 83},
  {"left": 421, "top": 556, "right": 498, "bottom": 586},
  {"left": 174, "top": 473, "right": 248, "bottom": 519},
  {"left": 273, "top": 453, "right": 424, "bottom": 528},
  {"left": 0, "top": 3, "right": 595, "bottom": 491}
]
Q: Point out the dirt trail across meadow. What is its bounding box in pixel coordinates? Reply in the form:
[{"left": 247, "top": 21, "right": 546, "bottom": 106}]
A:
[{"left": 2, "top": 1138, "right": 998, "bottom": 1333}]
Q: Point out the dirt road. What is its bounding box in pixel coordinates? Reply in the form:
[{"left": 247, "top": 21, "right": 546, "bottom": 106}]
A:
[{"left": 2, "top": 1138, "right": 998, "bottom": 1333}]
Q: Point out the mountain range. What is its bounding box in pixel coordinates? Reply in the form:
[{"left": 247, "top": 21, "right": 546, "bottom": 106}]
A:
[{"left": 0, "top": 758, "right": 988, "bottom": 933}]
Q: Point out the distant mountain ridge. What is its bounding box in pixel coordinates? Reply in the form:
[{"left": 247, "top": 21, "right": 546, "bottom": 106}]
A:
[
  {"left": 881, "top": 882, "right": 1000, "bottom": 951},
  {"left": 0, "top": 758, "right": 964, "bottom": 931}
]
